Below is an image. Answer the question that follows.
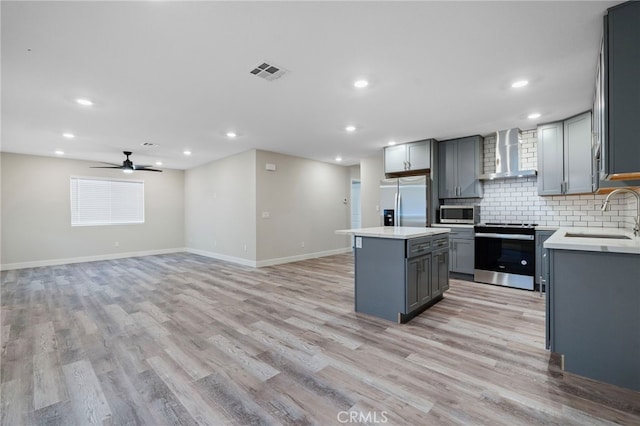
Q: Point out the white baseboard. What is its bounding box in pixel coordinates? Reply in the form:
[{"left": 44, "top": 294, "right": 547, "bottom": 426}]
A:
[
  {"left": 1, "top": 246, "right": 353, "bottom": 271},
  {"left": 185, "top": 248, "right": 258, "bottom": 267},
  {"left": 255, "top": 247, "right": 352, "bottom": 267},
  {"left": 187, "top": 247, "right": 352, "bottom": 268},
  {"left": 0, "top": 248, "right": 187, "bottom": 271}
]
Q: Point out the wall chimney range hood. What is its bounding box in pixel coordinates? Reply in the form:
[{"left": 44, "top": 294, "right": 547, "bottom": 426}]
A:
[{"left": 479, "top": 128, "right": 537, "bottom": 180}]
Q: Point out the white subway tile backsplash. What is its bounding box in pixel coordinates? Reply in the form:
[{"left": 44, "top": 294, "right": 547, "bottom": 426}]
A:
[{"left": 442, "top": 129, "right": 637, "bottom": 229}]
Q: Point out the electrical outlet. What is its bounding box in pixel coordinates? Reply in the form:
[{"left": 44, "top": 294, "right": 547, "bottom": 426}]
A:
[
  {"left": 262, "top": 211, "right": 270, "bottom": 219},
  {"left": 243, "top": 244, "right": 247, "bottom": 252},
  {"left": 301, "top": 241, "right": 305, "bottom": 248},
  {"left": 114, "top": 241, "right": 119, "bottom": 247}
]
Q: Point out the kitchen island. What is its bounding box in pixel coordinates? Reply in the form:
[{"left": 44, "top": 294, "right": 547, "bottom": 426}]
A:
[
  {"left": 336, "top": 226, "right": 450, "bottom": 323},
  {"left": 544, "top": 227, "right": 640, "bottom": 391}
]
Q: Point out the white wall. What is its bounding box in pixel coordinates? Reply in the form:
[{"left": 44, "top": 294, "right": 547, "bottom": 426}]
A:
[
  {"left": 360, "top": 152, "right": 385, "bottom": 227},
  {"left": 0, "top": 152, "right": 185, "bottom": 269},
  {"left": 254, "top": 150, "right": 351, "bottom": 265},
  {"left": 184, "top": 150, "right": 257, "bottom": 264}
]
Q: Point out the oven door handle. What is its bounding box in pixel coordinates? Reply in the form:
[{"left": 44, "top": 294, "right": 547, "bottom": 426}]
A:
[{"left": 475, "top": 233, "right": 534, "bottom": 241}]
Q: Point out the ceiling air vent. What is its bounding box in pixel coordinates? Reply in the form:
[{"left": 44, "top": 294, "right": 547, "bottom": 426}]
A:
[{"left": 250, "top": 61, "right": 288, "bottom": 81}]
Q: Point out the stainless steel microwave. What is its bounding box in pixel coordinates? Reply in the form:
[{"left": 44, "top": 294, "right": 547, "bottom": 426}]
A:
[{"left": 440, "top": 205, "right": 480, "bottom": 224}]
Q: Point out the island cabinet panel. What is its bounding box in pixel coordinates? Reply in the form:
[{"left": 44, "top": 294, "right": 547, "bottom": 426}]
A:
[
  {"left": 548, "top": 248, "right": 640, "bottom": 391},
  {"left": 406, "top": 254, "right": 431, "bottom": 312},
  {"left": 353, "top": 233, "right": 450, "bottom": 323},
  {"left": 431, "top": 246, "right": 449, "bottom": 297},
  {"left": 354, "top": 237, "right": 406, "bottom": 322}
]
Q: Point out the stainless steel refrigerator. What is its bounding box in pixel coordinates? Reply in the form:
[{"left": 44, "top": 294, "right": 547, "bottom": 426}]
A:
[{"left": 380, "top": 175, "right": 429, "bottom": 227}]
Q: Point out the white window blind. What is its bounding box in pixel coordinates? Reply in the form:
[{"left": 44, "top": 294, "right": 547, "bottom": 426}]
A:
[{"left": 70, "top": 177, "right": 144, "bottom": 226}]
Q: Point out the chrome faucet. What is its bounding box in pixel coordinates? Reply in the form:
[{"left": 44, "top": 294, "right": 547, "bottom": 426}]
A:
[{"left": 601, "top": 188, "right": 640, "bottom": 237}]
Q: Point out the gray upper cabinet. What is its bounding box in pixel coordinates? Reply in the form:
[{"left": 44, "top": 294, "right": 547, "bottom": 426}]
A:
[
  {"left": 384, "top": 140, "right": 430, "bottom": 174},
  {"left": 438, "top": 136, "right": 483, "bottom": 199},
  {"left": 537, "top": 111, "right": 593, "bottom": 196},
  {"left": 601, "top": 1, "right": 640, "bottom": 180}
]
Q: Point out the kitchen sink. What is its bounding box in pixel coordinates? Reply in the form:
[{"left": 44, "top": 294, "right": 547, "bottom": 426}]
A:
[{"left": 564, "top": 232, "right": 632, "bottom": 240}]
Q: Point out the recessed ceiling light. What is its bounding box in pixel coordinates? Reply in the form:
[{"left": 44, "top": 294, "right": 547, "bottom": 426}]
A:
[
  {"left": 335, "top": 156, "right": 342, "bottom": 162},
  {"left": 345, "top": 125, "right": 356, "bottom": 132},
  {"left": 75, "top": 98, "right": 93, "bottom": 106},
  {"left": 155, "top": 161, "right": 163, "bottom": 166},
  {"left": 55, "top": 150, "right": 64, "bottom": 155},
  {"left": 528, "top": 113, "right": 541, "bottom": 119},
  {"left": 226, "top": 131, "right": 237, "bottom": 138},
  {"left": 62, "top": 133, "right": 75, "bottom": 139},
  {"left": 354, "top": 79, "right": 369, "bottom": 89},
  {"left": 511, "top": 80, "right": 529, "bottom": 88},
  {"left": 183, "top": 150, "right": 192, "bottom": 156},
  {"left": 388, "top": 141, "right": 396, "bottom": 146}
]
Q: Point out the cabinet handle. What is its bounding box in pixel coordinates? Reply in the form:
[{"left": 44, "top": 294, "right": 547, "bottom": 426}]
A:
[{"left": 407, "top": 161, "right": 411, "bottom": 170}]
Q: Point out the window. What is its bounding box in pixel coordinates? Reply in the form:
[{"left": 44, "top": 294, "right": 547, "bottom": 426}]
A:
[{"left": 70, "top": 177, "right": 144, "bottom": 226}]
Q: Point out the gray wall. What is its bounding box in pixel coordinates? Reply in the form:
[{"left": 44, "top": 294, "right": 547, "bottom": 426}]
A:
[
  {"left": 255, "top": 150, "right": 351, "bottom": 265},
  {"left": 184, "top": 149, "right": 352, "bottom": 267},
  {"left": 184, "top": 150, "right": 257, "bottom": 264},
  {"left": 0, "top": 152, "right": 185, "bottom": 269}
]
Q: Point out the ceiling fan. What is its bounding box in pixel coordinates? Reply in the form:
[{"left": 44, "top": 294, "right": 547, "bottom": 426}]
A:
[{"left": 91, "top": 151, "right": 162, "bottom": 173}]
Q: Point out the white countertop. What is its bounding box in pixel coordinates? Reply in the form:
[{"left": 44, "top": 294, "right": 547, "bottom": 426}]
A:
[
  {"left": 544, "top": 227, "right": 640, "bottom": 254},
  {"left": 335, "top": 226, "right": 449, "bottom": 240}
]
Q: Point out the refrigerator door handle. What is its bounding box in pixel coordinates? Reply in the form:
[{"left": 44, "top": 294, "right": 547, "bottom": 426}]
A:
[
  {"left": 394, "top": 191, "right": 399, "bottom": 227},
  {"left": 398, "top": 192, "right": 402, "bottom": 226}
]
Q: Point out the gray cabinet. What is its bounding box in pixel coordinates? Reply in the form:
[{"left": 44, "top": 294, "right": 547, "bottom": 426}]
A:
[
  {"left": 600, "top": 1, "right": 640, "bottom": 180},
  {"left": 548, "top": 248, "right": 640, "bottom": 391},
  {"left": 384, "top": 140, "right": 431, "bottom": 174},
  {"left": 438, "top": 136, "right": 483, "bottom": 199},
  {"left": 353, "top": 233, "right": 450, "bottom": 323},
  {"left": 406, "top": 254, "right": 431, "bottom": 312},
  {"left": 431, "top": 245, "right": 449, "bottom": 298},
  {"left": 535, "top": 230, "right": 555, "bottom": 289},
  {"left": 448, "top": 227, "right": 474, "bottom": 274},
  {"left": 537, "top": 111, "right": 593, "bottom": 196}
]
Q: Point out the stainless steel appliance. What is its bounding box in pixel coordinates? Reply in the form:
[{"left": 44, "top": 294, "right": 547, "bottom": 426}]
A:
[
  {"left": 479, "top": 128, "right": 537, "bottom": 180},
  {"left": 380, "top": 176, "right": 429, "bottom": 227},
  {"left": 474, "top": 223, "right": 537, "bottom": 290},
  {"left": 440, "top": 205, "right": 480, "bottom": 224}
]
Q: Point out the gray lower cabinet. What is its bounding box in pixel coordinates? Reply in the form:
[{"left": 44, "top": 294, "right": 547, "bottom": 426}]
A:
[
  {"left": 431, "top": 245, "right": 449, "bottom": 297},
  {"left": 438, "top": 136, "right": 483, "bottom": 199},
  {"left": 448, "top": 227, "right": 474, "bottom": 274},
  {"left": 406, "top": 254, "right": 431, "bottom": 312},
  {"left": 548, "top": 248, "right": 640, "bottom": 391},
  {"left": 354, "top": 234, "right": 449, "bottom": 323},
  {"left": 535, "top": 230, "right": 555, "bottom": 288},
  {"left": 537, "top": 111, "right": 593, "bottom": 196}
]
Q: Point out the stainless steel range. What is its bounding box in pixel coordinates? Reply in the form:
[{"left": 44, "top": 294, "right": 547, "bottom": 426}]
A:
[{"left": 474, "top": 223, "right": 537, "bottom": 290}]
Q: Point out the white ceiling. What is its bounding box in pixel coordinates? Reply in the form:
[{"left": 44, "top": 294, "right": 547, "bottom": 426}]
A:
[{"left": 1, "top": 1, "right": 620, "bottom": 169}]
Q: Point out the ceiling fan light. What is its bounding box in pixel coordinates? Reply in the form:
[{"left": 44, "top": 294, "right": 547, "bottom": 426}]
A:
[{"left": 123, "top": 168, "right": 134, "bottom": 174}]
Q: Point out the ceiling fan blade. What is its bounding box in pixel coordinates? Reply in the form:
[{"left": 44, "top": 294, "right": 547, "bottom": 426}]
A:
[
  {"left": 135, "top": 167, "right": 163, "bottom": 172},
  {"left": 96, "top": 162, "right": 123, "bottom": 167},
  {"left": 133, "top": 164, "right": 152, "bottom": 169},
  {"left": 90, "top": 166, "right": 124, "bottom": 169}
]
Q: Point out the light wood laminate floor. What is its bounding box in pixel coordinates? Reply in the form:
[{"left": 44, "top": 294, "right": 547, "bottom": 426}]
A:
[{"left": 1, "top": 253, "right": 639, "bottom": 425}]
